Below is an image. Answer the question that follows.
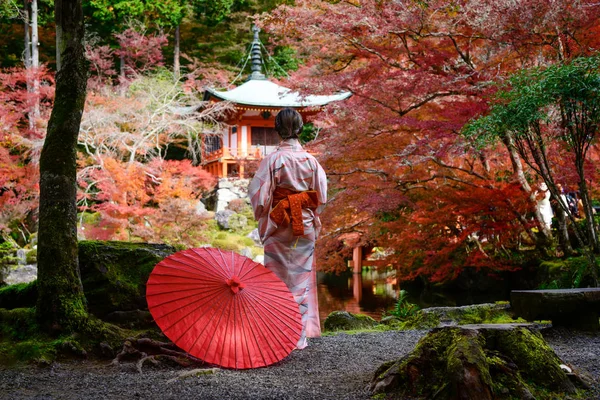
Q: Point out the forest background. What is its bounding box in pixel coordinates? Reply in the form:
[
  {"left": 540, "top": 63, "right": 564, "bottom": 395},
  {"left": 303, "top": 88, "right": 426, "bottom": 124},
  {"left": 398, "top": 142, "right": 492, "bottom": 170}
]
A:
[{"left": 2, "top": 0, "right": 600, "bottom": 288}]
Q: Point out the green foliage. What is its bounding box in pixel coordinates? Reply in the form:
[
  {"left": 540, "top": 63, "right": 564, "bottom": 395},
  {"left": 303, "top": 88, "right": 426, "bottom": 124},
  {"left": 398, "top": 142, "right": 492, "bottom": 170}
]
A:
[
  {"left": 463, "top": 55, "right": 600, "bottom": 146},
  {"left": 0, "top": 241, "right": 17, "bottom": 266},
  {"left": 387, "top": 290, "right": 419, "bottom": 319},
  {"left": 299, "top": 122, "right": 317, "bottom": 144},
  {"left": 538, "top": 256, "right": 598, "bottom": 289},
  {"left": 266, "top": 46, "right": 300, "bottom": 78},
  {"left": 0, "top": 0, "right": 19, "bottom": 19},
  {"left": 323, "top": 310, "right": 378, "bottom": 331},
  {"left": 194, "top": 0, "right": 236, "bottom": 26}
]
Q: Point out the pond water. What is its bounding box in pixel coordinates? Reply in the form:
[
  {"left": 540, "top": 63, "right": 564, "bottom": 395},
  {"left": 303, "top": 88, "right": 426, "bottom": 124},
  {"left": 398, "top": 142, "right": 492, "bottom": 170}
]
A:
[{"left": 317, "top": 267, "right": 510, "bottom": 328}]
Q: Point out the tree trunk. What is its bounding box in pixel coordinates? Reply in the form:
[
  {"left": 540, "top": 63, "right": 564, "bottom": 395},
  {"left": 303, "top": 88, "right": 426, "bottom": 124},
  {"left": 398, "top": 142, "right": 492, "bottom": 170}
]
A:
[
  {"left": 501, "top": 132, "right": 552, "bottom": 245},
  {"left": 174, "top": 25, "right": 180, "bottom": 80},
  {"left": 555, "top": 204, "right": 573, "bottom": 256},
  {"left": 36, "top": 0, "right": 88, "bottom": 333},
  {"left": 30, "top": 0, "right": 40, "bottom": 126},
  {"left": 24, "top": 2, "right": 34, "bottom": 130}
]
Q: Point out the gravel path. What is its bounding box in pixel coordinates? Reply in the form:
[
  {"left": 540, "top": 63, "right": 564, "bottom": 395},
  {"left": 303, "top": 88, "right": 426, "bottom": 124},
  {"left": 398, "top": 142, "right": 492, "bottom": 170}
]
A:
[{"left": 0, "top": 328, "right": 598, "bottom": 400}]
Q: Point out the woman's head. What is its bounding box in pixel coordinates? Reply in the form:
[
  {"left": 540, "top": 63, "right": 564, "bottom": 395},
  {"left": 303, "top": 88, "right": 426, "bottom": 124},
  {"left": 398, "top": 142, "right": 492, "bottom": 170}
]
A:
[{"left": 275, "top": 108, "right": 303, "bottom": 140}]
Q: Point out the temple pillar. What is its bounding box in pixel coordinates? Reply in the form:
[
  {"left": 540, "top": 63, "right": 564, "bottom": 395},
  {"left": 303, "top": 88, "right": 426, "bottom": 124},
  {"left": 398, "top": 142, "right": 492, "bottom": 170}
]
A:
[{"left": 353, "top": 246, "right": 362, "bottom": 274}]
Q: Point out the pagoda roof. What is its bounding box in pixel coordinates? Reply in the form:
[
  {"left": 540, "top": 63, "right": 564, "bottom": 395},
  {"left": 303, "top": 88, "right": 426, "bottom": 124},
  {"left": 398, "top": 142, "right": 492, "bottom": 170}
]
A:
[{"left": 205, "top": 79, "right": 351, "bottom": 109}]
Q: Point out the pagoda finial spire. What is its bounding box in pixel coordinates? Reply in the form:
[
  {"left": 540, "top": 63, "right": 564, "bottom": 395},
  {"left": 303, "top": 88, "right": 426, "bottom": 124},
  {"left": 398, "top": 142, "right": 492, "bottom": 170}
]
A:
[{"left": 248, "top": 25, "right": 266, "bottom": 81}]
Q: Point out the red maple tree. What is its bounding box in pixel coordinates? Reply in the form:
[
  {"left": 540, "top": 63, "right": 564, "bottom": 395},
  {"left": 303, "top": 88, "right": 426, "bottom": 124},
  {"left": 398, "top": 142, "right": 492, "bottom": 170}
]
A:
[{"left": 261, "top": 0, "right": 600, "bottom": 280}]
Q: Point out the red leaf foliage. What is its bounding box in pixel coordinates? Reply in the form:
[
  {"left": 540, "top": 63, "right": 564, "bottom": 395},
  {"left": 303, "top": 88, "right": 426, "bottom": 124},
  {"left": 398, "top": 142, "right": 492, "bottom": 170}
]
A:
[{"left": 262, "top": 0, "right": 600, "bottom": 281}]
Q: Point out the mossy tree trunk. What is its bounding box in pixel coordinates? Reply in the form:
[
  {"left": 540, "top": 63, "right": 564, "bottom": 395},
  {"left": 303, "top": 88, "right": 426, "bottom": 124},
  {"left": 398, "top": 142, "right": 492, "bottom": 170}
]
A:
[
  {"left": 371, "top": 325, "right": 583, "bottom": 400},
  {"left": 36, "top": 0, "right": 88, "bottom": 333}
]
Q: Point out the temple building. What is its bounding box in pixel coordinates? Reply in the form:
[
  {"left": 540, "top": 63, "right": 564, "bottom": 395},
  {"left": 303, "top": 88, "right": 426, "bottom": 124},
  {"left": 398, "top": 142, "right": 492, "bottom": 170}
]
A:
[{"left": 202, "top": 27, "right": 350, "bottom": 178}]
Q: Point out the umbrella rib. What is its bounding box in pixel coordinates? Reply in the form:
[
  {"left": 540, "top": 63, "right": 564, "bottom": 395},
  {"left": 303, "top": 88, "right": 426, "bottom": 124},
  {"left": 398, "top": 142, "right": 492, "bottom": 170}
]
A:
[
  {"left": 157, "top": 255, "right": 224, "bottom": 277},
  {"left": 189, "top": 248, "right": 232, "bottom": 279},
  {"left": 153, "top": 267, "right": 223, "bottom": 282},
  {"left": 236, "top": 292, "right": 269, "bottom": 367},
  {"left": 243, "top": 290, "right": 302, "bottom": 345},
  {"left": 148, "top": 285, "right": 224, "bottom": 312},
  {"left": 171, "top": 288, "right": 232, "bottom": 351},
  {"left": 170, "top": 253, "right": 230, "bottom": 281},
  {"left": 177, "top": 249, "right": 230, "bottom": 280},
  {"left": 156, "top": 287, "right": 229, "bottom": 337},
  {"left": 197, "top": 291, "right": 233, "bottom": 364},
  {"left": 152, "top": 293, "right": 226, "bottom": 326},
  {"left": 147, "top": 280, "right": 221, "bottom": 288},
  {"left": 237, "top": 258, "right": 259, "bottom": 280},
  {"left": 241, "top": 293, "right": 282, "bottom": 363}
]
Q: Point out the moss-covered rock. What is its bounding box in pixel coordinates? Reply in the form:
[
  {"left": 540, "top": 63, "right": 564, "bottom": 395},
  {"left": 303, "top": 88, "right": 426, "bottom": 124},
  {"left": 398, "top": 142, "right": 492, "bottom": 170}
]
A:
[
  {"left": 381, "top": 310, "right": 441, "bottom": 330},
  {"left": 79, "top": 240, "right": 176, "bottom": 317},
  {"left": 0, "top": 308, "right": 130, "bottom": 365},
  {"left": 421, "top": 302, "right": 522, "bottom": 325},
  {"left": 0, "top": 281, "right": 37, "bottom": 310},
  {"left": 324, "top": 311, "right": 378, "bottom": 331},
  {"left": 371, "top": 325, "right": 584, "bottom": 399}
]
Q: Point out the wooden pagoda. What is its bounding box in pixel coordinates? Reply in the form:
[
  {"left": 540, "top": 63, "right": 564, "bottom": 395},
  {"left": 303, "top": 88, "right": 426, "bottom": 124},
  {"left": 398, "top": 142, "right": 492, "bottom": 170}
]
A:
[{"left": 202, "top": 27, "right": 350, "bottom": 178}]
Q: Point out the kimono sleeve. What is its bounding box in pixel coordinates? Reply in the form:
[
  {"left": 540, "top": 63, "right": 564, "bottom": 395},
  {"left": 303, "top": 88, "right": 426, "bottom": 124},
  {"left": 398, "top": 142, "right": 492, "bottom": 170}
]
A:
[
  {"left": 313, "top": 159, "right": 327, "bottom": 215},
  {"left": 248, "top": 156, "right": 274, "bottom": 239}
]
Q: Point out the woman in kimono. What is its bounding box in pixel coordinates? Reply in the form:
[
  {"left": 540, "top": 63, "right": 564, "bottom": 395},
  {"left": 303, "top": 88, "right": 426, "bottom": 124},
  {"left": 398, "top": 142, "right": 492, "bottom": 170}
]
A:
[{"left": 248, "top": 108, "right": 327, "bottom": 349}]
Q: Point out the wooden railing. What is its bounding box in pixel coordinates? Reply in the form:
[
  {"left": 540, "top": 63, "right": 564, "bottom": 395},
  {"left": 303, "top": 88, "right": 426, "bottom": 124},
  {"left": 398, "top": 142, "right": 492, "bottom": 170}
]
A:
[{"left": 203, "top": 145, "right": 278, "bottom": 164}]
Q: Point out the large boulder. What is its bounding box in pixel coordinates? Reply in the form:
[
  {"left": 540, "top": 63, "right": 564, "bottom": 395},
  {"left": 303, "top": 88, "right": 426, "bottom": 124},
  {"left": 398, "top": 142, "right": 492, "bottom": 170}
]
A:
[
  {"left": 216, "top": 188, "right": 239, "bottom": 212},
  {"left": 0, "top": 281, "right": 37, "bottom": 309},
  {"left": 420, "top": 302, "right": 512, "bottom": 326},
  {"left": 215, "top": 210, "right": 236, "bottom": 229},
  {"left": 324, "top": 311, "right": 378, "bottom": 331},
  {"left": 79, "top": 240, "right": 176, "bottom": 317},
  {"left": 371, "top": 325, "right": 584, "bottom": 400},
  {"left": 511, "top": 288, "right": 600, "bottom": 331}
]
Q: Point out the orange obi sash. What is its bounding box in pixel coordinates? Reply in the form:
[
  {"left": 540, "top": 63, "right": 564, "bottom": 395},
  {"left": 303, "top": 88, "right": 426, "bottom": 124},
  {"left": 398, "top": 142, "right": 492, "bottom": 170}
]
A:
[{"left": 269, "top": 187, "right": 319, "bottom": 236}]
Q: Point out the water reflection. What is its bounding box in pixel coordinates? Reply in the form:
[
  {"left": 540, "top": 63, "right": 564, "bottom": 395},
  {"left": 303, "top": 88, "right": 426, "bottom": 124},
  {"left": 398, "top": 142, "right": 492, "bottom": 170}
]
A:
[
  {"left": 317, "top": 267, "right": 510, "bottom": 329},
  {"left": 318, "top": 268, "right": 399, "bottom": 326}
]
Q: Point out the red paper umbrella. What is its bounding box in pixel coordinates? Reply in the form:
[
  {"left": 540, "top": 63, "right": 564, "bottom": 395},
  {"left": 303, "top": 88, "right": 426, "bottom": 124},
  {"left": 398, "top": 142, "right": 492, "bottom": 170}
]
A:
[{"left": 146, "top": 247, "right": 302, "bottom": 369}]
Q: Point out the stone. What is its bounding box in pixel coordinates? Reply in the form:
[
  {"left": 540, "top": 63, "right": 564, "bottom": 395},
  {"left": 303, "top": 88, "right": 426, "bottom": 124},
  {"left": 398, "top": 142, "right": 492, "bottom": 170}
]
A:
[
  {"left": 247, "top": 229, "right": 262, "bottom": 246},
  {"left": 195, "top": 200, "right": 207, "bottom": 215},
  {"left": 215, "top": 210, "right": 236, "bottom": 229},
  {"left": 167, "top": 368, "right": 220, "bottom": 383},
  {"left": 2, "top": 264, "right": 37, "bottom": 285},
  {"left": 78, "top": 240, "right": 176, "bottom": 317},
  {"left": 216, "top": 188, "right": 240, "bottom": 212},
  {"left": 371, "top": 325, "right": 583, "bottom": 400},
  {"left": 511, "top": 288, "right": 600, "bottom": 331},
  {"left": 218, "top": 178, "right": 234, "bottom": 189},
  {"left": 227, "top": 213, "right": 248, "bottom": 231},
  {"left": 0, "top": 281, "right": 37, "bottom": 309},
  {"left": 253, "top": 255, "right": 264, "bottom": 265},
  {"left": 239, "top": 247, "right": 253, "bottom": 259},
  {"left": 421, "top": 302, "right": 511, "bottom": 326},
  {"left": 323, "top": 311, "right": 378, "bottom": 331},
  {"left": 0, "top": 241, "right": 176, "bottom": 317}
]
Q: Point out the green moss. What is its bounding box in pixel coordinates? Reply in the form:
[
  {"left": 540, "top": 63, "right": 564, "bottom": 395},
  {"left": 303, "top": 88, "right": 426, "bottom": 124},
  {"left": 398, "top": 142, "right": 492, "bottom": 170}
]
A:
[
  {"left": 0, "top": 307, "right": 149, "bottom": 365},
  {"left": 0, "top": 281, "right": 37, "bottom": 309},
  {"left": 78, "top": 240, "right": 176, "bottom": 316},
  {"left": 211, "top": 238, "right": 242, "bottom": 251},
  {"left": 323, "top": 311, "right": 378, "bottom": 331},
  {"left": 538, "top": 256, "right": 599, "bottom": 289},
  {"left": 494, "top": 328, "right": 569, "bottom": 391},
  {"left": 372, "top": 327, "right": 582, "bottom": 399},
  {"left": 383, "top": 310, "right": 440, "bottom": 330},
  {"left": 25, "top": 249, "right": 37, "bottom": 264},
  {"left": 0, "top": 307, "right": 39, "bottom": 340}
]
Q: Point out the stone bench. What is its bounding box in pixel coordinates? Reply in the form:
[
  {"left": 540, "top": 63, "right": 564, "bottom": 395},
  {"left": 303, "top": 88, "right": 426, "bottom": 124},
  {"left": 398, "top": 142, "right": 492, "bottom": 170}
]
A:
[{"left": 511, "top": 288, "right": 600, "bottom": 331}]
